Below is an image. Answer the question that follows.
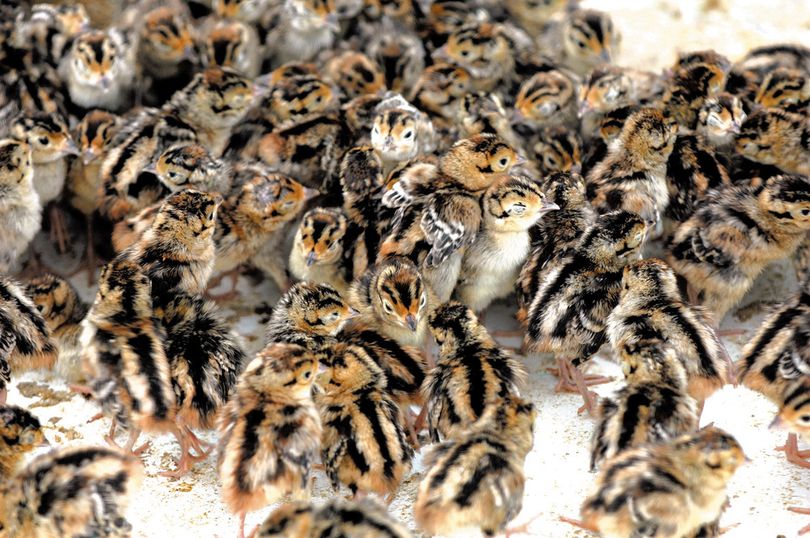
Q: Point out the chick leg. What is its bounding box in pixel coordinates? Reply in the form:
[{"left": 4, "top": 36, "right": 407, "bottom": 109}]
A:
[
  {"left": 501, "top": 514, "right": 542, "bottom": 537},
  {"left": 123, "top": 428, "right": 150, "bottom": 456},
  {"left": 566, "top": 361, "right": 600, "bottom": 416},
  {"left": 160, "top": 427, "right": 200, "bottom": 478},
  {"left": 788, "top": 507, "right": 810, "bottom": 535},
  {"left": 559, "top": 515, "right": 599, "bottom": 532},
  {"left": 548, "top": 358, "right": 612, "bottom": 394},
  {"left": 237, "top": 512, "right": 247, "bottom": 538},
  {"left": 776, "top": 433, "right": 810, "bottom": 468},
  {"left": 183, "top": 426, "right": 213, "bottom": 458},
  {"left": 206, "top": 268, "right": 241, "bottom": 302},
  {"left": 0, "top": 387, "right": 6, "bottom": 405},
  {"left": 49, "top": 204, "right": 70, "bottom": 255}
]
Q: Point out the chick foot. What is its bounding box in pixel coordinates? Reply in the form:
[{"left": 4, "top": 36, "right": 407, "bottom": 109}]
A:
[
  {"left": 207, "top": 267, "right": 241, "bottom": 302},
  {"left": 776, "top": 433, "right": 810, "bottom": 468},
  {"left": 788, "top": 507, "right": 810, "bottom": 535}
]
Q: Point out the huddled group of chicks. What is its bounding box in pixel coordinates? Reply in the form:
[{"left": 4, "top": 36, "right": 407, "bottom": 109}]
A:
[{"left": 0, "top": 0, "right": 809, "bottom": 536}]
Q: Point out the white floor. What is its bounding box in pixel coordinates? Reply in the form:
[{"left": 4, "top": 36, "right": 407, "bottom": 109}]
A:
[{"left": 7, "top": 1, "right": 810, "bottom": 536}]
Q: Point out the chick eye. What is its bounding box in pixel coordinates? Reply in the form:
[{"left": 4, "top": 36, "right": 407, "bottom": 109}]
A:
[
  {"left": 302, "top": 370, "right": 312, "bottom": 380},
  {"left": 499, "top": 158, "right": 508, "bottom": 167},
  {"left": 460, "top": 50, "right": 469, "bottom": 57},
  {"left": 799, "top": 415, "right": 810, "bottom": 424},
  {"left": 403, "top": 130, "right": 414, "bottom": 139},
  {"left": 801, "top": 209, "right": 810, "bottom": 216},
  {"left": 420, "top": 294, "right": 426, "bottom": 308},
  {"left": 39, "top": 137, "right": 50, "bottom": 146},
  {"left": 382, "top": 301, "right": 394, "bottom": 314},
  {"left": 575, "top": 40, "right": 587, "bottom": 49},
  {"left": 544, "top": 155, "right": 557, "bottom": 167}
]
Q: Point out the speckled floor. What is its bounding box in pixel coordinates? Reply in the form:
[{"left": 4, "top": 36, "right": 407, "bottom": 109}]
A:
[{"left": 7, "top": 0, "right": 810, "bottom": 536}]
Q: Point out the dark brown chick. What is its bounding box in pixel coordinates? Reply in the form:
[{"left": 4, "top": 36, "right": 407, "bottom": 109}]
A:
[
  {"left": 265, "top": 282, "right": 354, "bottom": 351},
  {"left": 662, "top": 60, "right": 729, "bottom": 129},
  {"left": 590, "top": 339, "right": 698, "bottom": 471},
  {"left": 0, "top": 405, "right": 46, "bottom": 479},
  {"left": 255, "top": 498, "right": 412, "bottom": 538},
  {"left": 523, "top": 211, "right": 647, "bottom": 414},
  {"left": 0, "top": 446, "right": 143, "bottom": 538},
  {"left": 587, "top": 108, "right": 677, "bottom": 235},
  {"left": 580, "top": 427, "right": 745, "bottom": 538},
  {"left": 316, "top": 341, "right": 413, "bottom": 502},
  {"left": 0, "top": 276, "right": 57, "bottom": 405},
  {"left": 667, "top": 174, "right": 810, "bottom": 321},
  {"left": 414, "top": 395, "right": 536, "bottom": 538},
  {"left": 735, "top": 108, "right": 810, "bottom": 177},
  {"left": 754, "top": 67, "right": 810, "bottom": 115},
  {"left": 696, "top": 92, "right": 747, "bottom": 152},
  {"left": 380, "top": 134, "right": 521, "bottom": 301},
  {"left": 607, "top": 258, "right": 732, "bottom": 406},
  {"left": 218, "top": 342, "right": 321, "bottom": 538},
  {"left": 26, "top": 274, "right": 89, "bottom": 384},
  {"left": 425, "top": 302, "right": 526, "bottom": 442}
]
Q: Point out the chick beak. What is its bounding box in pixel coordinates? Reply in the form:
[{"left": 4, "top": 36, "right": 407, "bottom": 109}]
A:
[
  {"left": 303, "top": 187, "right": 319, "bottom": 201},
  {"left": 325, "top": 13, "right": 339, "bottom": 32},
  {"left": 577, "top": 100, "right": 591, "bottom": 118},
  {"left": 142, "top": 163, "right": 158, "bottom": 175},
  {"left": 540, "top": 201, "right": 560, "bottom": 214},
  {"left": 769, "top": 415, "right": 784, "bottom": 430},
  {"left": 306, "top": 250, "right": 317, "bottom": 266},
  {"left": 182, "top": 45, "right": 195, "bottom": 61},
  {"left": 39, "top": 437, "right": 51, "bottom": 448},
  {"left": 570, "top": 162, "right": 583, "bottom": 174},
  {"left": 99, "top": 76, "right": 111, "bottom": 91},
  {"left": 511, "top": 109, "right": 524, "bottom": 123},
  {"left": 728, "top": 121, "right": 742, "bottom": 135},
  {"left": 514, "top": 154, "right": 528, "bottom": 166},
  {"left": 64, "top": 139, "right": 80, "bottom": 156},
  {"left": 433, "top": 44, "right": 450, "bottom": 62},
  {"left": 599, "top": 49, "right": 611, "bottom": 64},
  {"left": 405, "top": 314, "right": 418, "bottom": 332},
  {"left": 348, "top": 307, "right": 360, "bottom": 319},
  {"left": 82, "top": 148, "right": 96, "bottom": 165}
]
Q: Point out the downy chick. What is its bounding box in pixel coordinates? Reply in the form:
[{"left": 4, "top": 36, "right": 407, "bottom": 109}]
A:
[
  {"left": 0, "top": 405, "right": 46, "bottom": 479},
  {"left": 0, "top": 139, "right": 41, "bottom": 274},
  {"left": 662, "top": 59, "right": 729, "bottom": 129},
  {"left": 265, "top": 282, "right": 354, "bottom": 350},
  {"left": 414, "top": 395, "right": 537, "bottom": 538},
  {"left": 579, "top": 427, "right": 745, "bottom": 538},
  {"left": 150, "top": 144, "right": 231, "bottom": 195},
  {"left": 552, "top": 9, "right": 619, "bottom": 76},
  {"left": 317, "top": 341, "right": 413, "bottom": 501},
  {"left": 523, "top": 211, "right": 647, "bottom": 414},
  {"left": 456, "top": 174, "right": 558, "bottom": 313},
  {"left": 754, "top": 67, "right": 810, "bottom": 115},
  {"left": 204, "top": 19, "right": 261, "bottom": 78},
  {"left": 0, "top": 446, "right": 143, "bottom": 538},
  {"left": 380, "top": 134, "right": 521, "bottom": 302},
  {"left": 265, "top": 0, "right": 339, "bottom": 65},
  {"left": 0, "top": 276, "right": 57, "bottom": 405},
  {"left": 735, "top": 108, "right": 810, "bottom": 176},
  {"left": 434, "top": 22, "right": 514, "bottom": 93},
  {"left": 371, "top": 104, "right": 435, "bottom": 176},
  {"left": 218, "top": 342, "right": 321, "bottom": 538},
  {"left": 348, "top": 256, "right": 435, "bottom": 350},
  {"left": 591, "top": 339, "right": 698, "bottom": 471},
  {"left": 666, "top": 174, "right": 810, "bottom": 321},
  {"left": 255, "top": 498, "right": 412, "bottom": 538},
  {"left": 696, "top": 93, "right": 746, "bottom": 152},
  {"left": 324, "top": 51, "right": 386, "bottom": 100},
  {"left": 608, "top": 259, "right": 732, "bottom": 406},
  {"left": 587, "top": 107, "right": 677, "bottom": 236},
  {"left": 289, "top": 207, "right": 351, "bottom": 296},
  {"left": 514, "top": 69, "right": 578, "bottom": 131},
  {"left": 26, "top": 275, "right": 89, "bottom": 384},
  {"left": 425, "top": 302, "right": 526, "bottom": 442}
]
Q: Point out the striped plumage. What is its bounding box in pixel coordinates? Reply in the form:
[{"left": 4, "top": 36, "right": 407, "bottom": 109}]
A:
[
  {"left": 290, "top": 207, "right": 351, "bottom": 296},
  {"left": 218, "top": 343, "right": 321, "bottom": 535},
  {"left": 317, "top": 341, "right": 413, "bottom": 499},
  {"left": 0, "top": 405, "right": 45, "bottom": 479},
  {"left": 667, "top": 174, "right": 810, "bottom": 321},
  {"left": 591, "top": 339, "right": 698, "bottom": 471},
  {"left": 664, "top": 133, "right": 731, "bottom": 223},
  {"left": 558, "top": 9, "right": 618, "bottom": 76},
  {"left": 754, "top": 67, "right": 810, "bottom": 115},
  {"left": 425, "top": 302, "right": 525, "bottom": 442},
  {"left": 204, "top": 20, "right": 261, "bottom": 79},
  {"left": 607, "top": 259, "right": 731, "bottom": 404},
  {"left": 581, "top": 427, "right": 744, "bottom": 538},
  {"left": 526, "top": 125, "right": 582, "bottom": 177},
  {"left": 151, "top": 144, "right": 231, "bottom": 195},
  {"left": 0, "top": 446, "right": 143, "bottom": 538},
  {"left": 414, "top": 396, "right": 535, "bottom": 538},
  {"left": 735, "top": 108, "right": 810, "bottom": 177},
  {"left": 0, "top": 276, "right": 57, "bottom": 403},
  {"left": 0, "top": 139, "right": 40, "bottom": 275},
  {"left": 514, "top": 69, "right": 577, "bottom": 130}
]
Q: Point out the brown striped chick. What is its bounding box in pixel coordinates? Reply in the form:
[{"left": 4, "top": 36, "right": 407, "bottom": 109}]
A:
[
  {"left": 505, "top": 0, "right": 567, "bottom": 36},
  {"left": 0, "top": 446, "right": 143, "bottom": 538},
  {"left": 517, "top": 171, "right": 594, "bottom": 324},
  {"left": 513, "top": 69, "right": 578, "bottom": 131},
  {"left": 379, "top": 134, "right": 521, "bottom": 302},
  {"left": 0, "top": 276, "right": 57, "bottom": 406},
  {"left": 265, "top": 282, "right": 354, "bottom": 351},
  {"left": 736, "top": 276, "right": 810, "bottom": 467},
  {"left": 26, "top": 275, "right": 89, "bottom": 384},
  {"left": 587, "top": 107, "right": 677, "bottom": 236},
  {"left": 150, "top": 144, "right": 231, "bottom": 195},
  {"left": 365, "top": 28, "right": 425, "bottom": 95},
  {"left": 0, "top": 139, "right": 41, "bottom": 275},
  {"left": 124, "top": 190, "right": 222, "bottom": 305},
  {"left": 348, "top": 256, "right": 435, "bottom": 351},
  {"left": 409, "top": 62, "right": 472, "bottom": 132},
  {"left": 255, "top": 498, "right": 412, "bottom": 538},
  {"left": 590, "top": 339, "right": 698, "bottom": 472},
  {"left": 608, "top": 259, "right": 731, "bottom": 408},
  {"left": 661, "top": 61, "right": 728, "bottom": 130},
  {"left": 204, "top": 20, "right": 261, "bottom": 79},
  {"left": 456, "top": 174, "right": 559, "bottom": 313},
  {"left": 80, "top": 259, "right": 177, "bottom": 457},
  {"left": 425, "top": 302, "right": 526, "bottom": 442},
  {"left": 264, "top": 0, "right": 339, "bottom": 65},
  {"left": 696, "top": 92, "right": 746, "bottom": 152},
  {"left": 324, "top": 51, "right": 386, "bottom": 101},
  {"left": 136, "top": 5, "right": 197, "bottom": 105},
  {"left": 526, "top": 125, "right": 583, "bottom": 177},
  {"left": 774, "top": 377, "right": 810, "bottom": 532},
  {"left": 550, "top": 9, "right": 619, "bottom": 77},
  {"left": 735, "top": 108, "right": 810, "bottom": 176},
  {"left": 755, "top": 67, "right": 810, "bottom": 115},
  {"left": 12, "top": 3, "right": 89, "bottom": 68},
  {"left": 523, "top": 211, "right": 647, "bottom": 414},
  {"left": 371, "top": 102, "right": 436, "bottom": 176},
  {"left": 0, "top": 406, "right": 46, "bottom": 479},
  {"left": 580, "top": 105, "right": 640, "bottom": 176},
  {"left": 256, "top": 113, "right": 352, "bottom": 191},
  {"left": 213, "top": 0, "right": 278, "bottom": 23},
  {"left": 58, "top": 28, "right": 135, "bottom": 113},
  {"left": 578, "top": 427, "right": 745, "bottom": 538},
  {"left": 290, "top": 207, "right": 351, "bottom": 296},
  {"left": 414, "top": 395, "right": 536, "bottom": 538},
  {"left": 255, "top": 73, "right": 337, "bottom": 126},
  {"left": 666, "top": 174, "right": 810, "bottom": 321},
  {"left": 218, "top": 342, "right": 321, "bottom": 538},
  {"left": 316, "top": 340, "right": 413, "bottom": 502},
  {"left": 457, "top": 92, "right": 522, "bottom": 153},
  {"left": 67, "top": 110, "right": 120, "bottom": 279},
  {"left": 434, "top": 22, "right": 514, "bottom": 93}
]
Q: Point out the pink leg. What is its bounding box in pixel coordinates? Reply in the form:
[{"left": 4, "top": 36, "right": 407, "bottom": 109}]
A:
[
  {"left": 776, "top": 433, "right": 810, "bottom": 468},
  {"left": 788, "top": 508, "right": 810, "bottom": 535}
]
